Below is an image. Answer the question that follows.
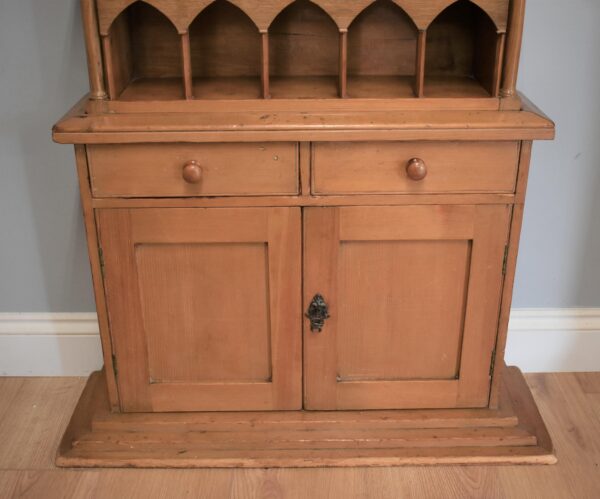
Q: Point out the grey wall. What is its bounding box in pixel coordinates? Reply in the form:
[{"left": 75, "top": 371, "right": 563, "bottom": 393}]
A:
[
  {"left": 514, "top": 0, "right": 600, "bottom": 307},
  {"left": 0, "top": 0, "right": 599, "bottom": 312},
  {"left": 0, "top": 0, "right": 95, "bottom": 311}
]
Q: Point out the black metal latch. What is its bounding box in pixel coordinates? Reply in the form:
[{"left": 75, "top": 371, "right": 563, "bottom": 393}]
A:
[{"left": 306, "top": 294, "right": 330, "bottom": 332}]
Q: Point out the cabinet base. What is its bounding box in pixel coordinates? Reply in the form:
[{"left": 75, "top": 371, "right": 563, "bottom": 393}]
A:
[{"left": 57, "top": 367, "right": 555, "bottom": 468}]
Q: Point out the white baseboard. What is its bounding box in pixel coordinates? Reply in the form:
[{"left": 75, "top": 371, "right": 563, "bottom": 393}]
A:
[
  {"left": 0, "top": 310, "right": 599, "bottom": 376},
  {"left": 505, "top": 309, "right": 600, "bottom": 373},
  {"left": 0, "top": 314, "right": 102, "bottom": 376}
]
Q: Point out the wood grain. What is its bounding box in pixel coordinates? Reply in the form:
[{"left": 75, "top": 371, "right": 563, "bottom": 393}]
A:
[
  {"left": 87, "top": 142, "right": 299, "bottom": 198},
  {"left": 53, "top": 108, "right": 555, "bottom": 144},
  {"left": 97, "top": 208, "right": 302, "bottom": 412},
  {"left": 312, "top": 141, "right": 519, "bottom": 195},
  {"left": 80, "top": 0, "right": 107, "bottom": 99},
  {"left": 129, "top": 2, "right": 183, "bottom": 79},
  {"left": 501, "top": 0, "right": 525, "bottom": 98},
  {"left": 347, "top": 0, "right": 417, "bottom": 78},
  {"left": 88, "top": 0, "right": 517, "bottom": 103},
  {"left": 181, "top": 32, "right": 193, "bottom": 99},
  {"left": 304, "top": 205, "right": 510, "bottom": 410},
  {"left": 73, "top": 146, "right": 120, "bottom": 410},
  {"left": 336, "top": 239, "right": 471, "bottom": 381},
  {"left": 189, "top": 0, "right": 261, "bottom": 80},
  {"left": 136, "top": 243, "right": 273, "bottom": 383},
  {"left": 269, "top": 1, "right": 339, "bottom": 79},
  {"left": 95, "top": 0, "right": 510, "bottom": 34},
  {"left": 415, "top": 30, "right": 426, "bottom": 97},
  {"left": 339, "top": 31, "right": 348, "bottom": 98},
  {"left": 12, "top": 373, "right": 600, "bottom": 494},
  {"left": 489, "top": 141, "right": 530, "bottom": 407},
  {"left": 53, "top": 367, "right": 557, "bottom": 468},
  {"left": 261, "top": 32, "right": 271, "bottom": 98}
]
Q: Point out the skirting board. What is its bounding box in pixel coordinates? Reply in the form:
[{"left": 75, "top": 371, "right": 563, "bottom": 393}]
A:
[{"left": 0, "top": 309, "right": 599, "bottom": 376}]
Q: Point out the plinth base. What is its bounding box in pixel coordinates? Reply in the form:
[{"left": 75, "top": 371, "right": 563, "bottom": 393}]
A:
[{"left": 57, "top": 367, "right": 555, "bottom": 468}]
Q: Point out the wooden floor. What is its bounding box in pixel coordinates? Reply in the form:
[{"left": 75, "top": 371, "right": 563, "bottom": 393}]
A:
[{"left": 0, "top": 373, "right": 598, "bottom": 498}]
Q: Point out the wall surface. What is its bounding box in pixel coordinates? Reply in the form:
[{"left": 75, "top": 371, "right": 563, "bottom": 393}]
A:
[
  {"left": 0, "top": 1, "right": 599, "bottom": 373},
  {"left": 0, "top": 0, "right": 95, "bottom": 312},
  {"left": 514, "top": 0, "right": 600, "bottom": 308}
]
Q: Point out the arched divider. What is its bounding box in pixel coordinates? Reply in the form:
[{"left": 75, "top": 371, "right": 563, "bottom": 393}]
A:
[
  {"left": 98, "top": 0, "right": 211, "bottom": 35},
  {"left": 391, "top": 0, "right": 508, "bottom": 31}
]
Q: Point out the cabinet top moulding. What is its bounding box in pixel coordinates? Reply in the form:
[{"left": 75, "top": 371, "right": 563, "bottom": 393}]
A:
[
  {"left": 96, "top": 0, "right": 510, "bottom": 34},
  {"left": 52, "top": 99, "right": 555, "bottom": 144}
]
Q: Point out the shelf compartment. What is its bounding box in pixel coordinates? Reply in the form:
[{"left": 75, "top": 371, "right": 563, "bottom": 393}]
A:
[
  {"left": 425, "top": 75, "right": 493, "bottom": 98},
  {"left": 347, "top": 0, "right": 419, "bottom": 98},
  {"left": 97, "top": 0, "right": 508, "bottom": 103},
  {"left": 189, "top": 0, "right": 262, "bottom": 99},
  {"left": 192, "top": 77, "right": 263, "bottom": 100},
  {"left": 346, "top": 75, "right": 415, "bottom": 99},
  {"left": 424, "top": 0, "right": 504, "bottom": 98},
  {"left": 269, "top": 0, "right": 340, "bottom": 99},
  {"left": 118, "top": 77, "right": 186, "bottom": 101},
  {"left": 103, "top": 1, "right": 184, "bottom": 101},
  {"left": 269, "top": 76, "right": 339, "bottom": 99}
]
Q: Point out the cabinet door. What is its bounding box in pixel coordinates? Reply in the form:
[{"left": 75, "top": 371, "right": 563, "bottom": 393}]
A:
[
  {"left": 304, "top": 205, "right": 510, "bottom": 410},
  {"left": 97, "top": 208, "right": 302, "bottom": 412}
]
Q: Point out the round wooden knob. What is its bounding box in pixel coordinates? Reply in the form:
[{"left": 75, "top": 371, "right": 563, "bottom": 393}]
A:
[
  {"left": 182, "top": 161, "right": 202, "bottom": 184},
  {"left": 406, "top": 158, "right": 427, "bottom": 181}
]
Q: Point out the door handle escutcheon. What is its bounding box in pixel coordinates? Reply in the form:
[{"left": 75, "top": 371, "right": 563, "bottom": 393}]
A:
[{"left": 306, "top": 294, "right": 330, "bottom": 332}]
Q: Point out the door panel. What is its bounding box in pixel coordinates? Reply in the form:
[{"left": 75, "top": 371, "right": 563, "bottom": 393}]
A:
[
  {"left": 98, "top": 207, "right": 302, "bottom": 412},
  {"left": 137, "top": 243, "right": 272, "bottom": 384},
  {"left": 304, "top": 205, "right": 510, "bottom": 410},
  {"left": 337, "top": 239, "right": 471, "bottom": 381}
]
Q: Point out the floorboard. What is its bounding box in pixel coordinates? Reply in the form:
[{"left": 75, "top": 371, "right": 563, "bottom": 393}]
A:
[{"left": 0, "top": 373, "right": 598, "bottom": 498}]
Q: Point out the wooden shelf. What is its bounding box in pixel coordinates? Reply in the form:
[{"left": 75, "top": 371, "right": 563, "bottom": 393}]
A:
[
  {"left": 95, "top": 0, "right": 515, "bottom": 104},
  {"left": 347, "top": 75, "right": 415, "bottom": 99},
  {"left": 193, "top": 77, "right": 262, "bottom": 100},
  {"left": 119, "top": 77, "right": 184, "bottom": 101},
  {"left": 270, "top": 76, "right": 339, "bottom": 99},
  {"left": 425, "top": 76, "right": 491, "bottom": 98},
  {"left": 116, "top": 75, "right": 490, "bottom": 101}
]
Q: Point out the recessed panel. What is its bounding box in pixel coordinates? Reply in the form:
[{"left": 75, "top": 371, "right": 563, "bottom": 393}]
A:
[
  {"left": 269, "top": 0, "right": 339, "bottom": 77},
  {"left": 136, "top": 242, "right": 271, "bottom": 384},
  {"left": 337, "top": 240, "right": 471, "bottom": 381},
  {"left": 348, "top": 0, "right": 417, "bottom": 77}
]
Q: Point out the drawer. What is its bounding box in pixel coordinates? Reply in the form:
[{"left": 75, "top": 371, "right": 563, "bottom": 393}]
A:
[
  {"left": 311, "top": 142, "right": 520, "bottom": 195},
  {"left": 88, "top": 143, "right": 299, "bottom": 198}
]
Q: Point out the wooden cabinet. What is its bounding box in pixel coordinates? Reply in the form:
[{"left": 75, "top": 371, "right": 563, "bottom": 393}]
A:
[
  {"left": 54, "top": 0, "right": 556, "bottom": 468},
  {"left": 304, "top": 205, "right": 510, "bottom": 410},
  {"left": 97, "top": 202, "right": 510, "bottom": 413}
]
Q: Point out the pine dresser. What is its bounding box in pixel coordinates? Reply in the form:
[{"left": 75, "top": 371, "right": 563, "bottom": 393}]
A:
[{"left": 53, "top": 0, "right": 556, "bottom": 467}]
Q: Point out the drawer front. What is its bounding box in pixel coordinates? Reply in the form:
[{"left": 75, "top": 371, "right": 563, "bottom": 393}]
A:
[
  {"left": 88, "top": 143, "right": 299, "bottom": 198},
  {"left": 312, "top": 142, "right": 520, "bottom": 195}
]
